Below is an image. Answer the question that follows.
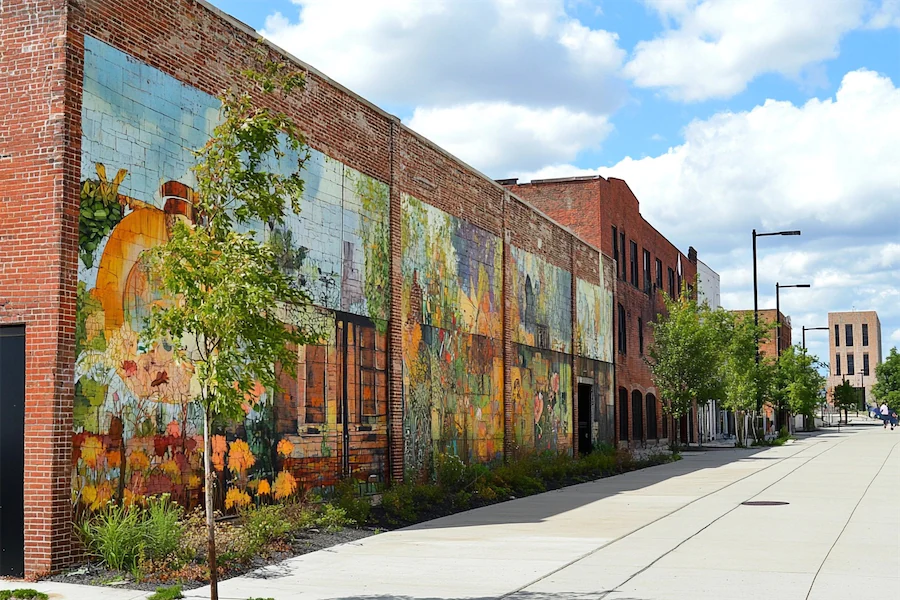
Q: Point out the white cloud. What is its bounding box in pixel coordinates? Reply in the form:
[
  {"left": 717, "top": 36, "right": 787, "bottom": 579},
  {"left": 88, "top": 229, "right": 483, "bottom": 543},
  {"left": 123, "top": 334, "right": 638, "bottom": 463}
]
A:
[
  {"left": 405, "top": 103, "right": 612, "bottom": 176},
  {"left": 261, "top": 0, "right": 626, "bottom": 112},
  {"left": 626, "top": 0, "right": 867, "bottom": 101},
  {"left": 866, "top": 0, "right": 900, "bottom": 28},
  {"left": 891, "top": 329, "right": 900, "bottom": 342},
  {"left": 513, "top": 69, "right": 900, "bottom": 363}
]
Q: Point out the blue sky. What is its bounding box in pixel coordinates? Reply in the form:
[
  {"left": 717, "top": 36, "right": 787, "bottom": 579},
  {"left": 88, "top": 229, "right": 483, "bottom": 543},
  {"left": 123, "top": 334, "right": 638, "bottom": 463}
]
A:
[{"left": 205, "top": 0, "right": 900, "bottom": 370}]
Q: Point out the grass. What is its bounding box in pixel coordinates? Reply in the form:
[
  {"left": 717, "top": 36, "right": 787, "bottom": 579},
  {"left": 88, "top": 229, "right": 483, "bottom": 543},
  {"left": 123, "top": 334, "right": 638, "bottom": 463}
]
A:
[
  {"left": 0, "top": 590, "right": 49, "bottom": 600},
  {"left": 147, "top": 585, "right": 183, "bottom": 600}
]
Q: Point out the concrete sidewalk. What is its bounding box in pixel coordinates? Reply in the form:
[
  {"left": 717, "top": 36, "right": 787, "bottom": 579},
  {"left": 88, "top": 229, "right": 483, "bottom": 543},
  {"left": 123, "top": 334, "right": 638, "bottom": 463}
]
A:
[{"left": 7, "top": 426, "right": 897, "bottom": 599}]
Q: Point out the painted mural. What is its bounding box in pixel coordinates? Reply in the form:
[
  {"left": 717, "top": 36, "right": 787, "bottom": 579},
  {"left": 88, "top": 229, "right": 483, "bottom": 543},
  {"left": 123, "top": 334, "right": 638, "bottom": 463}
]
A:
[
  {"left": 401, "top": 195, "right": 504, "bottom": 472},
  {"left": 575, "top": 278, "right": 613, "bottom": 363},
  {"left": 73, "top": 36, "right": 390, "bottom": 509},
  {"left": 511, "top": 347, "right": 573, "bottom": 455},
  {"left": 509, "top": 247, "right": 572, "bottom": 353}
]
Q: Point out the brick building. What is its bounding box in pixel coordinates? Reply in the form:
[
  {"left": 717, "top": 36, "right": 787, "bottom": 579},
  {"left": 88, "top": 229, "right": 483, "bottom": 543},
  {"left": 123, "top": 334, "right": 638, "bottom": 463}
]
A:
[
  {"left": 501, "top": 176, "right": 700, "bottom": 447},
  {"left": 732, "top": 309, "right": 793, "bottom": 360},
  {"left": 0, "top": 0, "right": 618, "bottom": 577},
  {"left": 827, "top": 311, "right": 882, "bottom": 409}
]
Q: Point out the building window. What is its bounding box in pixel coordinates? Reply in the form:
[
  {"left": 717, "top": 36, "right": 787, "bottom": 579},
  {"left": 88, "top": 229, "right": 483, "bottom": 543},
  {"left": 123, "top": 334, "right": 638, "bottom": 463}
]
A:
[
  {"left": 305, "top": 344, "right": 327, "bottom": 424},
  {"left": 834, "top": 324, "right": 840, "bottom": 347},
  {"left": 643, "top": 249, "right": 651, "bottom": 293},
  {"left": 845, "top": 324, "right": 853, "bottom": 347},
  {"left": 847, "top": 353, "right": 855, "bottom": 376},
  {"left": 620, "top": 232, "right": 626, "bottom": 281},
  {"left": 612, "top": 226, "right": 619, "bottom": 278},
  {"left": 617, "top": 303, "right": 627, "bottom": 354},
  {"left": 630, "top": 240, "right": 638, "bottom": 286},
  {"left": 677, "top": 273, "right": 683, "bottom": 296},
  {"left": 667, "top": 267, "right": 675, "bottom": 298},
  {"left": 656, "top": 258, "right": 663, "bottom": 289},
  {"left": 862, "top": 323, "right": 869, "bottom": 346},
  {"left": 863, "top": 353, "right": 870, "bottom": 376},
  {"left": 638, "top": 317, "right": 644, "bottom": 355},
  {"left": 834, "top": 355, "right": 841, "bottom": 376}
]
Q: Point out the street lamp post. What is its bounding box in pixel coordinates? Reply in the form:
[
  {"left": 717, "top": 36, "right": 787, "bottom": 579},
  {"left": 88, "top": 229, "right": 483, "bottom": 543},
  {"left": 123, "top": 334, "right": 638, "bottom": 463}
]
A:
[
  {"left": 752, "top": 229, "right": 801, "bottom": 415},
  {"left": 801, "top": 325, "right": 828, "bottom": 350},
  {"left": 775, "top": 283, "right": 811, "bottom": 356}
]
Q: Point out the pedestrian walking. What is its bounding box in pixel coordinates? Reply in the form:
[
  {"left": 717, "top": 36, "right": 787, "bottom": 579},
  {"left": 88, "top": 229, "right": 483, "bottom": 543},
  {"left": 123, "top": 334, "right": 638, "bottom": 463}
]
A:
[{"left": 879, "top": 402, "right": 890, "bottom": 429}]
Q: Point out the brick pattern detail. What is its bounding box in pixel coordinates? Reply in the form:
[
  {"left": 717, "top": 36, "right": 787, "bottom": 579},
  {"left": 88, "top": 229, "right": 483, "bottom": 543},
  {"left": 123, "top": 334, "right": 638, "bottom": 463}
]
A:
[
  {"left": 4, "top": 0, "right": 618, "bottom": 575},
  {"left": 507, "top": 177, "right": 699, "bottom": 447}
]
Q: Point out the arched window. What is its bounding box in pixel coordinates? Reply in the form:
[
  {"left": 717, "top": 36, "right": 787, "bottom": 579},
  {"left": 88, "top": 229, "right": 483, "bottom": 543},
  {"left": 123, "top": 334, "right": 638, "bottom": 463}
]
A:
[
  {"left": 618, "top": 387, "right": 629, "bottom": 441},
  {"left": 646, "top": 394, "right": 658, "bottom": 439},
  {"left": 631, "top": 390, "right": 643, "bottom": 441}
]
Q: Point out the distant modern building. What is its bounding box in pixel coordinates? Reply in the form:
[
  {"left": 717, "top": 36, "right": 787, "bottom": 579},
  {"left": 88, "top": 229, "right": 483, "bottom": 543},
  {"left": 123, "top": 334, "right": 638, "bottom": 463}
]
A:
[
  {"left": 827, "top": 311, "right": 883, "bottom": 409},
  {"left": 696, "top": 260, "right": 720, "bottom": 309},
  {"left": 696, "top": 261, "right": 726, "bottom": 441}
]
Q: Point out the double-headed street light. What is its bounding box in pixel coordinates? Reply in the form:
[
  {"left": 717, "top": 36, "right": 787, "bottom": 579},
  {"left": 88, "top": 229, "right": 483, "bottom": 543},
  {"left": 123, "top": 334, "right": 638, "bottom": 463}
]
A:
[
  {"left": 775, "top": 283, "right": 810, "bottom": 355},
  {"left": 752, "top": 229, "right": 801, "bottom": 410}
]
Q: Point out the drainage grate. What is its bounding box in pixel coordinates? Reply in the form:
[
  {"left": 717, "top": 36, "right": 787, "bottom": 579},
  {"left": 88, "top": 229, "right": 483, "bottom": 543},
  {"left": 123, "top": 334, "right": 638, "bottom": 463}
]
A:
[{"left": 741, "top": 501, "right": 789, "bottom": 506}]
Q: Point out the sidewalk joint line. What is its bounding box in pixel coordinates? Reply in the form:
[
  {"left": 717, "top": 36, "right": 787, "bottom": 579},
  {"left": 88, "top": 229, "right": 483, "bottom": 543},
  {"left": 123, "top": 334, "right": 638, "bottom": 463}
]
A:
[{"left": 803, "top": 438, "right": 900, "bottom": 600}]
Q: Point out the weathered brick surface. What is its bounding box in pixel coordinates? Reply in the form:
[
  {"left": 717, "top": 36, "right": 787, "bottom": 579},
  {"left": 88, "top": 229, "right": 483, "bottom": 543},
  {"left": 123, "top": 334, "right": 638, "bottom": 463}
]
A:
[
  {"left": 507, "top": 176, "right": 699, "bottom": 446},
  {"left": 5, "top": 0, "right": 617, "bottom": 575}
]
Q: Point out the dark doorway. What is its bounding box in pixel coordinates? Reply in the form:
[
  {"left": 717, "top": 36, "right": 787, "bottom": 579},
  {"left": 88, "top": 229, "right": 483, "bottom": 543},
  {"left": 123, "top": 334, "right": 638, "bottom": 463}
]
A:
[
  {"left": 618, "top": 388, "right": 629, "bottom": 442},
  {"left": 0, "top": 325, "right": 25, "bottom": 577},
  {"left": 631, "top": 390, "right": 644, "bottom": 441},
  {"left": 577, "top": 384, "right": 593, "bottom": 455}
]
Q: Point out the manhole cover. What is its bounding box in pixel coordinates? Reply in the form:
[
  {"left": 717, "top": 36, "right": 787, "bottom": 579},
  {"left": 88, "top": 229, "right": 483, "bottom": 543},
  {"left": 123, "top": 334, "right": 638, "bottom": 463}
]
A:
[{"left": 741, "top": 501, "right": 789, "bottom": 506}]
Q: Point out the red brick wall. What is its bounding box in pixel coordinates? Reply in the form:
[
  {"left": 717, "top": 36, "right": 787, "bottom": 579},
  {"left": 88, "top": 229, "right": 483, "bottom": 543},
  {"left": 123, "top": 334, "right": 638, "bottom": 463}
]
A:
[
  {"left": 0, "top": 0, "right": 83, "bottom": 577},
  {"left": 507, "top": 176, "right": 699, "bottom": 446},
  {"left": 4, "top": 0, "right": 617, "bottom": 575}
]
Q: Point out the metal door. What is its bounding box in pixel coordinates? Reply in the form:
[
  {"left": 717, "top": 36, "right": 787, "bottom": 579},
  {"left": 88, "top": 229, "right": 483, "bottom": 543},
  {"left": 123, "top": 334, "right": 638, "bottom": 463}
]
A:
[{"left": 0, "top": 325, "right": 25, "bottom": 577}]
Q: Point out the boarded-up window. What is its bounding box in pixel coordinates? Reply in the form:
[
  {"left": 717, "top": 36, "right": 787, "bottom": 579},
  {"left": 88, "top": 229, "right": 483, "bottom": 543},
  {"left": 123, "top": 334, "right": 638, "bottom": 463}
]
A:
[{"left": 305, "top": 345, "right": 327, "bottom": 424}]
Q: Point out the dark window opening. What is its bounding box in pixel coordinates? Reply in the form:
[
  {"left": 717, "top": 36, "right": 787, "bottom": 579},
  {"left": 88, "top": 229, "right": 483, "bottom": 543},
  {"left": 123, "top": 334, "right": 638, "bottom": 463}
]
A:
[
  {"left": 631, "top": 390, "right": 644, "bottom": 441},
  {"left": 862, "top": 323, "right": 869, "bottom": 346},
  {"left": 847, "top": 353, "right": 855, "bottom": 376},
  {"left": 617, "top": 303, "right": 627, "bottom": 354},
  {"left": 638, "top": 317, "right": 644, "bottom": 355},
  {"left": 630, "top": 240, "right": 638, "bottom": 286},
  {"left": 667, "top": 268, "right": 675, "bottom": 298},
  {"left": 620, "top": 232, "right": 626, "bottom": 281},
  {"left": 834, "top": 324, "right": 840, "bottom": 347},
  {"left": 618, "top": 387, "right": 629, "bottom": 441},
  {"left": 646, "top": 394, "right": 658, "bottom": 439},
  {"left": 643, "top": 249, "right": 651, "bottom": 293},
  {"left": 863, "top": 353, "right": 870, "bottom": 376},
  {"left": 612, "top": 226, "right": 619, "bottom": 278},
  {"left": 835, "top": 355, "right": 841, "bottom": 376},
  {"left": 845, "top": 324, "right": 854, "bottom": 347},
  {"left": 655, "top": 258, "right": 663, "bottom": 289}
]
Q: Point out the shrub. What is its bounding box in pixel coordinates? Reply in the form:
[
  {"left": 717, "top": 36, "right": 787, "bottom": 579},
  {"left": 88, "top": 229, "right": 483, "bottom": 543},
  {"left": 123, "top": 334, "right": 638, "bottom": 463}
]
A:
[
  {"left": 147, "top": 585, "right": 183, "bottom": 600},
  {"left": 332, "top": 478, "right": 372, "bottom": 525},
  {"left": 242, "top": 505, "right": 293, "bottom": 555},
  {"left": 77, "top": 503, "right": 146, "bottom": 571},
  {"left": 144, "top": 495, "right": 183, "bottom": 560},
  {"left": 77, "top": 494, "right": 183, "bottom": 571},
  {"left": 380, "top": 483, "right": 418, "bottom": 525},
  {"left": 0, "top": 590, "right": 49, "bottom": 600},
  {"left": 315, "top": 504, "right": 354, "bottom": 531}
]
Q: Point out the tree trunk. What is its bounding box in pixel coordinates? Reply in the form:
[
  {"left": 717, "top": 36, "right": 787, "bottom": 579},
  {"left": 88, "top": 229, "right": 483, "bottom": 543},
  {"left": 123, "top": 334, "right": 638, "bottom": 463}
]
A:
[{"left": 204, "top": 407, "right": 218, "bottom": 600}]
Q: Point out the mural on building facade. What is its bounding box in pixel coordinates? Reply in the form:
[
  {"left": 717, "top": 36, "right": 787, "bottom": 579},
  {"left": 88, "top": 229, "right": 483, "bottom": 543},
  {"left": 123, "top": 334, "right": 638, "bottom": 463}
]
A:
[
  {"left": 73, "top": 36, "right": 390, "bottom": 510},
  {"left": 509, "top": 247, "right": 572, "bottom": 353},
  {"left": 401, "top": 195, "right": 504, "bottom": 473},
  {"left": 575, "top": 278, "right": 613, "bottom": 363},
  {"left": 511, "top": 347, "right": 573, "bottom": 455}
]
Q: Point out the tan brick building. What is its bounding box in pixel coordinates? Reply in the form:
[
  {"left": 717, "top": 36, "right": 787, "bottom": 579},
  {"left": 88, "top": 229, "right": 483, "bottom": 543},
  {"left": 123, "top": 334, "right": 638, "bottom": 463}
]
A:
[{"left": 827, "top": 311, "right": 883, "bottom": 409}]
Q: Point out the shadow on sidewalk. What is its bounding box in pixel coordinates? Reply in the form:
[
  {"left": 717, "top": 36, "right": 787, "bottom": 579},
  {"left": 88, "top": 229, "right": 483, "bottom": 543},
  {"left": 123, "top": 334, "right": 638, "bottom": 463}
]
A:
[
  {"left": 303, "top": 593, "right": 642, "bottom": 600},
  {"left": 401, "top": 443, "right": 787, "bottom": 531}
]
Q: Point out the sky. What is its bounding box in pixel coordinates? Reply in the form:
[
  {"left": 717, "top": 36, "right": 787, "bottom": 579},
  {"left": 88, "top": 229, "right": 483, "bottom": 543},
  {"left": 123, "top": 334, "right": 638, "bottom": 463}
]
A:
[{"left": 206, "top": 0, "right": 900, "bottom": 369}]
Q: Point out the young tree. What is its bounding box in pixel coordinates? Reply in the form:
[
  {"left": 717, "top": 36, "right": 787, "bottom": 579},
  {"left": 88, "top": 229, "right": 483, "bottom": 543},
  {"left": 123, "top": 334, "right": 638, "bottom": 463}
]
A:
[
  {"left": 715, "top": 311, "right": 774, "bottom": 446},
  {"left": 646, "top": 291, "right": 720, "bottom": 448},
  {"left": 833, "top": 379, "right": 857, "bottom": 424},
  {"left": 143, "top": 62, "right": 322, "bottom": 600},
  {"left": 872, "top": 347, "right": 900, "bottom": 409},
  {"left": 775, "top": 346, "right": 826, "bottom": 431}
]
